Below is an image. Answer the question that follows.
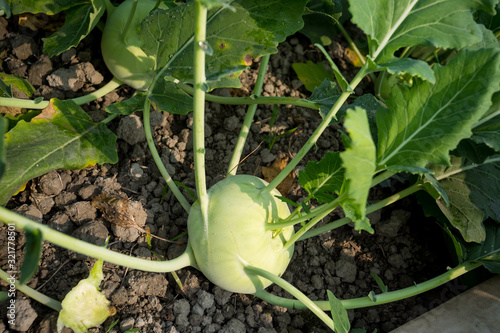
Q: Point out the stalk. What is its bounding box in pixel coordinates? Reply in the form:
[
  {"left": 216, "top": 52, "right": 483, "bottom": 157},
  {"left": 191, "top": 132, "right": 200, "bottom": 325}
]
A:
[
  {"left": 0, "top": 268, "right": 62, "bottom": 311},
  {"left": 227, "top": 55, "right": 270, "bottom": 175},
  {"left": 0, "top": 77, "right": 123, "bottom": 109},
  {"left": 254, "top": 261, "right": 482, "bottom": 310},
  {"left": 102, "top": 0, "right": 115, "bottom": 16},
  {"left": 300, "top": 182, "right": 423, "bottom": 240},
  {"left": 263, "top": 64, "right": 370, "bottom": 193},
  {"left": 0, "top": 207, "right": 195, "bottom": 272},
  {"left": 121, "top": 0, "right": 139, "bottom": 42},
  {"left": 143, "top": 99, "right": 191, "bottom": 212},
  {"left": 247, "top": 266, "right": 335, "bottom": 331},
  {"left": 177, "top": 83, "right": 320, "bottom": 109},
  {"left": 192, "top": 1, "right": 209, "bottom": 227}
]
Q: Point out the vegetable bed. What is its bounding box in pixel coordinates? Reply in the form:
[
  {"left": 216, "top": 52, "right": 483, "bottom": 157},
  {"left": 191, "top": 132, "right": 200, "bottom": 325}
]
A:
[{"left": 0, "top": 0, "right": 499, "bottom": 332}]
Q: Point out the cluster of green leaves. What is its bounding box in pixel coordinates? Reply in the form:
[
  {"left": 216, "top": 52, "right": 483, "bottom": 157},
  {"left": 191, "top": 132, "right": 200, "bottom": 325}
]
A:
[{"left": 296, "top": 0, "right": 500, "bottom": 278}]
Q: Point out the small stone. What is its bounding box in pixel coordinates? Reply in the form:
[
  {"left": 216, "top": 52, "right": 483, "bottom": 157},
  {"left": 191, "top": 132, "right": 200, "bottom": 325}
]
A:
[
  {"left": 221, "top": 318, "right": 246, "bottom": 333},
  {"left": 224, "top": 116, "right": 240, "bottom": 131},
  {"left": 130, "top": 163, "right": 144, "bottom": 179},
  {"left": 65, "top": 201, "right": 97, "bottom": 225},
  {"left": 28, "top": 55, "right": 53, "bottom": 86},
  {"left": 39, "top": 171, "right": 64, "bottom": 196},
  {"left": 14, "top": 204, "right": 42, "bottom": 223},
  {"left": 46, "top": 67, "right": 84, "bottom": 91},
  {"left": 8, "top": 298, "right": 37, "bottom": 332},
  {"left": 120, "top": 317, "right": 135, "bottom": 331},
  {"left": 335, "top": 259, "right": 357, "bottom": 283},
  {"left": 388, "top": 253, "right": 405, "bottom": 268},
  {"left": 48, "top": 211, "right": 74, "bottom": 234},
  {"left": 260, "top": 148, "right": 276, "bottom": 164},
  {"left": 197, "top": 290, "right": 215, "bottom": 309},
  {"left": 117, "top": 115, "right": 146, "bottom": 145},
  {"left": 11, "top": 35, "right": 38, "bottom": 60}
]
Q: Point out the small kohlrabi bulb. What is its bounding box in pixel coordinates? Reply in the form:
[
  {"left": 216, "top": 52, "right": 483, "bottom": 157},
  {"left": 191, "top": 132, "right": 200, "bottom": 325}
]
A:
[{"left": 57, "top": 259, "right": 115, "bottom": 333}]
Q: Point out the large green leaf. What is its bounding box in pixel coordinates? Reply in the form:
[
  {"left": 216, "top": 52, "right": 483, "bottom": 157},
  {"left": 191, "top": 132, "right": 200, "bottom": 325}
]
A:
[
  {"left": 140, "top": 0, "right": 308, "bottom": 89},
  {"left": 0, "top": 99, "right": 117, "bottom": 205},
  {"left": 470, "top": 92, "right": 500, "bottom": 153},
  {"left": 376, "top": 48, "right": 500, "bottom": 173},
  {"left": 42, "top": 0, "right": 106, "bottom": 57},
  {"left": 429, "top": 155, "right": 500, "bottom": 243},
  {"left": 350, "top": 0, "right": 498, "bottom": 81},
  {"left": 149, "top": 79, "right": 193, "bottom": 115},
  {"left": 298, "top": 151, "right": 344, "bottom": 203},
  {"left": 464, "top": 221, "right": 500, "bottom": 273},
  {"left": 6, "top": 0, "right": 88, "bottom": 15},
  {"left": 340, "top": 107, "right": 376, "bottom": 233}
]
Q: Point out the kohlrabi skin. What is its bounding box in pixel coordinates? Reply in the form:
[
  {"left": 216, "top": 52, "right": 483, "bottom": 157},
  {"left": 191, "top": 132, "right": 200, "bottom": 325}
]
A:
[
  {"left": 101, "top": 0, "right": 166, "bottom": 90},
  {"left": 188, "top": 175, "right": 294, "bottom": 294}
]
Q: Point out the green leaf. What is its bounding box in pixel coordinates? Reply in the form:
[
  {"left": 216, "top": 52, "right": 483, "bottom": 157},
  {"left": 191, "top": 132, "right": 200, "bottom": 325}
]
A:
[
  {"left": 376, "top": 48, "right": 500, "bottom": 173},
  {"left": 0, "top": 73, "right": 35, "bottom": 98},
  {"left": 292, "top": 61, "right": 335, "bottom": 92},
  {"left": 430, "top": 155, "right": 500, "bottom": 243},
  {"left": 340, "top": 107, "right": 377, "bottom": 233},
  {"left": 6, "top": 0, "right": 88, "bottom": 15},
  {"left": 350, "top": 0, "right": 497, "bottom": 81},
  {"left": 369, "top": 57, "right": 435, "bottom": 83},
  {"left": 149, "top": 79, "right": 193, "bottom": 115},
  {"left": 0, "top": 116, "right": 5, "bottom": 180},
  {"left": 470, "top": 91, "right": 500, "bottom": 153},
  {"left": 327, "top": 290, "right": 350, "bottom": 333},
  {"left": 19, "top": 227, "right": 42, "bottom": 285},
  {"left": 464, "top": 221, "right": 500, "bottom": 273},
  {"left": 315, "top": 43, "right": 352, "bottom": 92},
  {"left": 298, "top": 151, "right": 344, "bottom": 203},
  {"left": 0, "top": 99, "right": 118, "bottom": 205},
  {"left": 42, "top": 0, "right": 106, "bottom": 57},
  {"left": 422, "top": 173, "right": 449, "bottom": 206},
  {"left": 300, "top": 0, "right": 343, "bottom": 45},
  {"left": 370, "top": 273, "right": 388, "bottom": 293},
  {"left": 0, "top": 0, "right": 11, "bottom": 18},
  {"left": 105, "top": 92, "right": 147, "bottom": 115},
  {"left": 140, "top": 0, "right": 308, "bottom": 89}
]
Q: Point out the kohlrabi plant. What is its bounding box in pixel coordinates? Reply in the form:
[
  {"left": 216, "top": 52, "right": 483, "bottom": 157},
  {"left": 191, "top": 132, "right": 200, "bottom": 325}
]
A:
[{"left": 1, "top": 0, "right": 500, "bottom": 331}]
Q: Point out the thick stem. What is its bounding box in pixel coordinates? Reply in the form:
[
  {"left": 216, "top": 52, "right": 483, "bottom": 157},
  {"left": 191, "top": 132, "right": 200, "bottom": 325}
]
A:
[
  {"left": 143, "top": 99, "right": 191, "bottom": 212},
  {"left": 0, "top": 77, "right": 123, "bottom": 109},
  {"left": 102, "top": 0, "right": 115, "bottom": 16},
  {"left": 263, "top": 64, "right": 370, "bottom": 193},
  {"left": 177, "top": 83, "right": 320, "bottom": 109},
  {"left": 227, "top": 55, "right": 270, "bottom": 175},
  {"left": 0, "top": 268, "right": 62, "bottom": 311},
  {"left": 193, "top": 1, "right": 209, "bottom": 226},
  {"left": 247, "top": 266, "right": 335, "bottom": 330},
  {"left": 121, "top": 0, "right": 138, "bottom": 42},
  {"left": 0, "top": 207, "right": 194, "bottom": 272},
  {"left": 255, "top": 261, "right": 482, "bottom": 310}
]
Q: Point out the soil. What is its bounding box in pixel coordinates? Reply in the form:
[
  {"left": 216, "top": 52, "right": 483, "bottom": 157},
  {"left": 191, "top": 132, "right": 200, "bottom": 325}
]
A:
[{"left": 0, "top": 11, "right": 472, "bottom": 333}]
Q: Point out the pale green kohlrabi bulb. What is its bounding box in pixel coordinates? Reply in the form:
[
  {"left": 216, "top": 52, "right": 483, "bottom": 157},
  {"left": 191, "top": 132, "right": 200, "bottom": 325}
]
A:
[{"left": 188, "top": 175, "right": 294, "bottom": 294}]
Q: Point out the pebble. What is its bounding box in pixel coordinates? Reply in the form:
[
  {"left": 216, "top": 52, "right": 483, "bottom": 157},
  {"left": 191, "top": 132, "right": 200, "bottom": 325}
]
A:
[
  {"left": 130, "top": 163, "right": 144, "bottom": 179},
  {"left": 8, "top": 298, "right": 37, "bottom": 332},
  {"left": 335, "top": 259, "right": 357, "bottom": 283},
  {"left": 117, "top": 114, "right": 146, "bottom": 145}
]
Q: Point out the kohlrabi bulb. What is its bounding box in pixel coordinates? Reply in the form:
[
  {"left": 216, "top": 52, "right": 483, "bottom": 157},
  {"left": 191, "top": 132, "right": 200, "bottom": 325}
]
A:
[{"left": 188, "top": 175, "right": 294, "bottom": 294}]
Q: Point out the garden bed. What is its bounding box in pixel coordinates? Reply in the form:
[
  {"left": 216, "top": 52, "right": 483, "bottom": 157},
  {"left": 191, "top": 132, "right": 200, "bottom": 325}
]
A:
[{"left": 0, "top": 11, "right": 481, "bottom": 332}]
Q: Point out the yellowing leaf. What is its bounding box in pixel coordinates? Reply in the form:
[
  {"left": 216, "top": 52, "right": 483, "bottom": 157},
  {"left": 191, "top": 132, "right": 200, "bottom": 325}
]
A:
[
  {"left": 261, "top": 158, "right": 295, "bottom": 196},
  {"left": 345, "top": 47, "right": 363, "bottom": 68}
]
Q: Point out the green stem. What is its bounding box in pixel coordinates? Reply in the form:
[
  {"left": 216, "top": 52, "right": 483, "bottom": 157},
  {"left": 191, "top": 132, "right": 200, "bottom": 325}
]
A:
[
  {"left": 300, "top": 182, "right": 422, "bottom": 240},
  {"left": 0, "top": 207, "right": 195, "bottom": 272},
  {"left": 177, "top": 83, "right": 320, "bottom": 110},
  {"left": 0, "top": 77, "right": 123, "bottom": 109},
  {"left": 193, "top": 1, "right": 209, "bottom": 224},
  {"left": 227, "top": 55, "right": 270, "bottom": 175},
  {"left": 102, "top": 0, "right": 115, "bottom": 16},
  {"left": 143, "top": 99, "right": 191, "bottom": 212},
  {"left": 0, "top": 268, "right": 62, "bottom": 311},
  {"left": 247, "top": 266, "right": 335, "bottom": 331},
  {"left": 121, "top": 0, "right": 138, "bottom": 42},
  {"left": 283, "top": 195, "right": 344, "bottom": 250},
  {"left": 336, "top": 23, "right": 376, "bottom": 82},
  {"left": 263, "top": 64, "right": 370, "bottom": 194},
  {"left": 255, "top": 261, "right": 482, "bottom": 311}
]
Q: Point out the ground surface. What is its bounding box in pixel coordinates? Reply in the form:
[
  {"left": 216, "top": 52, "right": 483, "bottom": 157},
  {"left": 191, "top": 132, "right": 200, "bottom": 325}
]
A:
[{"left": 0, "top": 13, "right": 473, "bottom": 333}]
